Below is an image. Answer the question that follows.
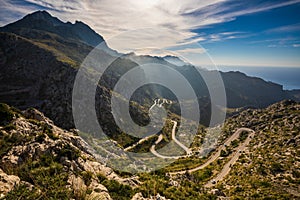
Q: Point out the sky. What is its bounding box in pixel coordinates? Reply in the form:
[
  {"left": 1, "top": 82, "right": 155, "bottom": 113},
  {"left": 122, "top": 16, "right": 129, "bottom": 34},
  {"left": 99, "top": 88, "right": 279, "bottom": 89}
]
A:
[{"left": 0, "top": 0, "right": 300, "bottom": 67}]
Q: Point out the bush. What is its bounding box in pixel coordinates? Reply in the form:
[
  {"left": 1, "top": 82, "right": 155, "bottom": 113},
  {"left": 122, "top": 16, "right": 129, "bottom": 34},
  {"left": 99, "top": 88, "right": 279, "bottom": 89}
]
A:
[
  {"left": 57, "top": 144, "right": 80, "bottom": 160},
  {"left": 0, "top": 103, "right": 14, "bottom": 126},
  {"left": 230, "top": 139, "right": 239, "bottom": 148},
  {"left": 8, "top": 155, "right": 72, "bottom": 199},
  {"left": 239, "top": 131, "right": 249, "bottom": 142},
  {"left": 101, "top": 179, "right": 134, "bottom": 200},
  {"left": 3, "top": 124, "right": 17, "bottom": 131},
  {"left": 81, "top": 171, "right": 93, "bottom": 186},
  {"left": 6, "top": 184, "right": 40, "bottom": 199},
  {"left": 270, "top": 163, "right": 283, "bottom": 174},
  {"left": 220, "top": 149, "right": 229, "bottom": 157},
  {"left": 193, "top": 168, "right": 213, "bottom": 182}
]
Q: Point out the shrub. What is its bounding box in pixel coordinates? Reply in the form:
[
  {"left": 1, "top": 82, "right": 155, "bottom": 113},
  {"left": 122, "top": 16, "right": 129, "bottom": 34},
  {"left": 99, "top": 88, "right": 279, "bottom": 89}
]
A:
[
  {"left": 101, "top": 179, "right": 134, "bottom": 200},
  {"left": 5, "top": 184, "right": 40, "bottom": 199},
  {"left": 220, "top": 149, "right": 229, "bottom": 157},
  {"left": 7, "top": 154, "right": 72, "bottom": 199},
  {"left": 57, "top": 144, "right": 80, "bottom": 160},
  {"left": 0, "top": 103, "right": 14, "bottom": 126},
  {"left": 3, "top": 124, "right": 16, "bottom": 131},
  {"left": 81, "top": 171, "right": 93, "bottom": 186}
]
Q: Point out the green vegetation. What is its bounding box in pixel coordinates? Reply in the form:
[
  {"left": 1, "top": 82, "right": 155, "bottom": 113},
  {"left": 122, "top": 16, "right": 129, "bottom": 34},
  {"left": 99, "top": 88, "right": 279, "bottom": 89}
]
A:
[
  {"left": 81, "top": 171, "right": 93, "bottom": 186},
  {"left": 0, "top": 103, "right": 20, "bottom": 125},
  {"left": 238, "top": 131, "right": 248, "bottom": 142},
  {"left": 97, "top": 173, "right": 136, "bottom": 200},
  {"left": 136, "top": 171, "right": 217, "bottom": 200},
  {"left": 221, "top": 100, "right": 300, "bottom": 199},
  {"left": 1, "top": 100, "right": 299, "bottom": 199},
  {"left": 0, "top": 129, "right": 27, "bottom": 158},
  {"left": 5, "top": 154, "right": 72, "bottom": 199},
  {"left": 57, "top": 143, "right": 81, "bottom": 161},
  {"left": 220, "top": 149, "right": 229, "bottom": 157},
  {"left": 230, "top": 139, "right": 239, "bottom": 148}
]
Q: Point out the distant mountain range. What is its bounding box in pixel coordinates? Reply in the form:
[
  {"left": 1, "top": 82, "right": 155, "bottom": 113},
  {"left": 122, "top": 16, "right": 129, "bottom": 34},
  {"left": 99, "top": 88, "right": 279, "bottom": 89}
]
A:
[{"left": 0, "top": 10, "right": 299, "bottom": 131}]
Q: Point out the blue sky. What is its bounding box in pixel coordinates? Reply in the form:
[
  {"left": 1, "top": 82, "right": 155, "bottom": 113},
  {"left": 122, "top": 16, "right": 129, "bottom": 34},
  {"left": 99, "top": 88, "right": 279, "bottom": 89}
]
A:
[
  {"left": 196, "top": 1, "right": 300, "bottom": 67},
  {"left": 0, "top": 0, "right": 299, "bottom": 67}
]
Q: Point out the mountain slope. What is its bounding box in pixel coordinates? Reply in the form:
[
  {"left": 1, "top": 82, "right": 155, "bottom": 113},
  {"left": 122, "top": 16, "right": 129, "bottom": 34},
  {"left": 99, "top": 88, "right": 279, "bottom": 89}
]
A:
[
  {"left": 0, "top": 101, "right": 298, "bottom": 199},
  {"left": 0, "top": 103, "right": 171, "bottom": 200},
  {"left": 0, "top": 32, "right": 78, "bottom": 128},
  {"left": 218, "top": 100, "right": 300, "bottom": 199},
  {"left": 128, "top": 100, "right": 299, "bottom": 199}
]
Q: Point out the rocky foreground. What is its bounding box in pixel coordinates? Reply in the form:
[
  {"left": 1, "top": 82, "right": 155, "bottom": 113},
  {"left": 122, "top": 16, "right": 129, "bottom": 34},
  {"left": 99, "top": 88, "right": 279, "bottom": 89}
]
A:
[
  {"left": 0, "top": 100, "right": 299, "bottom": 199},
  {"left": 0, "top": 103, "right": 167, "bottom": 200}
]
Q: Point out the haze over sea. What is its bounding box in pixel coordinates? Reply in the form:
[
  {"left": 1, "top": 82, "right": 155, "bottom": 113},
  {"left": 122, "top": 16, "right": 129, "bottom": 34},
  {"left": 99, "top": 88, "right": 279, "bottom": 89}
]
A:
[{"left": 217, "top": 66, "right": 300, "bottom": 90}]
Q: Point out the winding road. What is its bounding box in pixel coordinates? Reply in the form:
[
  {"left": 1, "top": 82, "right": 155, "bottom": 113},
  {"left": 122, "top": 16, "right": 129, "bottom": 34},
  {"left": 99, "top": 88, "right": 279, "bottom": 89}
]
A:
[
  {"left": 124, "top": 98, "right": 255, "bottom": 187},
  {"left": 124, "top": 99, "right": 164, "bottom": 152},
  {"left": 150, "top": 119, "right": 191, "bottom": 159},
  {"left": 124, "top": 135, "right": 155, "bottom": 152},
  {"left": 168, "top": 128, "right": 255, "bottom": 188},
  {"left": 204, "top": 128, "right": 255, "bottom": 187},
  {"left": 125, "top": 99, "right": 191, "bottom": 159}
]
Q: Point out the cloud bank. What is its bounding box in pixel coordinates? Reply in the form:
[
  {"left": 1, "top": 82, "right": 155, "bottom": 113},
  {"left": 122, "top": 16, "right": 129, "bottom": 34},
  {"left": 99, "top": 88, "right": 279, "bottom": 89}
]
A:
[{"left": 1, "top": 0, "right": 299, "bottom": 65}]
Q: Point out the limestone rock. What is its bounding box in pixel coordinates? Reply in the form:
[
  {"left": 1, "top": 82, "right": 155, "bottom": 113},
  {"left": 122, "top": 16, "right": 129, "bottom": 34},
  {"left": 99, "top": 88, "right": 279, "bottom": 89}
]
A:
[
  {"left": 0, "top": 168, "right": 20, "bottom": 197},
  {"left": 86, "top": 191, "right": 112, "bottom": 200}
]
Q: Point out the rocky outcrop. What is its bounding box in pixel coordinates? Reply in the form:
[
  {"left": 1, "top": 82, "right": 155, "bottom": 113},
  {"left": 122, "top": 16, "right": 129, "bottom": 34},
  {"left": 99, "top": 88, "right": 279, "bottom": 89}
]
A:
[
  {"left": 0, "top": 168, "right": 20, "bottom": 197},
  {"left": 131, "top": 193, "right": 170, "bottom": 200},
  {"left": 0, "top": 104, "right": 126, "bottom": 199}
]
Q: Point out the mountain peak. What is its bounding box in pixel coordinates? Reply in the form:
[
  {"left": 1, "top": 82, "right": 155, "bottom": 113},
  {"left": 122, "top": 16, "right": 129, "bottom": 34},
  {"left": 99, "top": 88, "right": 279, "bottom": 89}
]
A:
[
  {"left": 1, "top": 10, "right": 107, "bottom": 47},
  {"left": 27, "top": 10, "right": 51, "bottom": 17},
  {"left": 23, "top": 10, "right": 62, "bottom": 25}
]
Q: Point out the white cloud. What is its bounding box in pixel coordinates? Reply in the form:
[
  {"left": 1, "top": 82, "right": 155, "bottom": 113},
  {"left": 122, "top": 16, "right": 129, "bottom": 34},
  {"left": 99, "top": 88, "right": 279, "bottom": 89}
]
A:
[
  {"left": 1, "top": 0, "right": 300, "bottom": 58},
  {"left": 175, "top": 47, "right": 207, "bottom": 54},
  {"left": 266, "top": 23, "right": 300, "bottom": 33},
  {"left": 268, "top": 44, "right": 278, "bottom": 48}
]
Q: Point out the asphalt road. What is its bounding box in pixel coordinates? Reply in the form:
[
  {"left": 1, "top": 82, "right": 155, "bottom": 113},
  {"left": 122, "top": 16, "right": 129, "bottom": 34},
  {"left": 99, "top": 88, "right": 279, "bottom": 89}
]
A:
[
  {"left": 169, "top": 128, "right": 255, "bottom": 176},
  {"left": 124, "top": 98, "right": 255, "bottom": 186},
  {"left": 126, "top": 98, "right": 191, "bottom": 159},
  {"left": 205, "top": 128, "right": 255, "bottom": 187},
  {"left": 150, "top": 119, "right": 190, "bottom": 159}
]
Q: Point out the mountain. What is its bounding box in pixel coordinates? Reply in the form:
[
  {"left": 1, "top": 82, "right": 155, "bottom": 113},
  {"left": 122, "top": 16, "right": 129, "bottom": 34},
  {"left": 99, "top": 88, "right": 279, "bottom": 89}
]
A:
[
  {"left": 0, "top": 10, "right": 299, "bottom": 131},
  {"left": 218, "top": 99, "right": 300, "bottom": 199},
  {"left": 0, "top": 10, "right": 119, "bottom": 56},
  {"left": 1, "top": 10, "right": 105, "bottom": 48}
]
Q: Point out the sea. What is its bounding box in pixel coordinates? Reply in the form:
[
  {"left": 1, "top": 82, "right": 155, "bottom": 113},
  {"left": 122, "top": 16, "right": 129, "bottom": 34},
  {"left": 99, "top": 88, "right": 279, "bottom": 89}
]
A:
[{"left": 216, "top": 66, "right": 300, "bottom": 90}]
